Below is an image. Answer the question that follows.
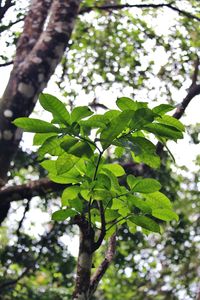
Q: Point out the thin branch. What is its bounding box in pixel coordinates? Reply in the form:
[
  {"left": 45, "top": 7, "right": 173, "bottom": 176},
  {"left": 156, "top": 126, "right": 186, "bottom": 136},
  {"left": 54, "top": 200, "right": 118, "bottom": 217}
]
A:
[
  {"left": 156, "top": 56, "right": 200, "bottom": 154},
  {"left": 16, "top": 199, "right": 30, "bottom": 237},
  {"left": 92, "top": 201, "right": 106, "bottom": 252},
  {"left": 89, "top": 233, "right": 117, "bottom": 297},
  {"left": 0, "top": 0, "right": 15, "bottom": 22},
  {"left": 0, "top": 60, "right": 13, "bottom": 67},
  {"left": 80, "top": 2, "right": 200, "bottom": 22}
]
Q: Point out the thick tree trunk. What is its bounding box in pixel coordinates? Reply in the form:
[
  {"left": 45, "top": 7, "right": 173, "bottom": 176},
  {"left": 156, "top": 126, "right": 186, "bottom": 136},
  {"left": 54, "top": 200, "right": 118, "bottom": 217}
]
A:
[{"left": 0, "top": 0, "right": 81, "bottom": 223}]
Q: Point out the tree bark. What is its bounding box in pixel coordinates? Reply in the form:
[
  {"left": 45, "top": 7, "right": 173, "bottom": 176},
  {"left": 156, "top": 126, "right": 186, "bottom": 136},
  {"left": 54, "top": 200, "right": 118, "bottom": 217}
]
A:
[
  {"left": 73, "top": 216, "right": 94, "bottom": 300},
  {"left": 0, "top": 0, "right": 81, "bottom": 222}
]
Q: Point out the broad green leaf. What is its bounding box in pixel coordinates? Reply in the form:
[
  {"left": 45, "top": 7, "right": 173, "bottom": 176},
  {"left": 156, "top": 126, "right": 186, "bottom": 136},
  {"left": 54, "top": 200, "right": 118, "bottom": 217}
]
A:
[
  {"left": 129, "top": 108, "right": 155, "bottom": 130},
  {"left": 93, "top": 189, "right": 112, "bottom": 201},
  {"left": 103, "top": 110, "right": 121, "bottom": 121},
  {"left": 68, "top": 198, "right": 83, "bottom": 213},
  {"left": 13, "top": 118, "right": 60, "bottom": 133},
  {"left": 96, "top": 174, "right": 111, "bottom": 190},
  {"left": 127, "top": 195, "right": 151, "bottom": 213},
  {"left": 80, "top": 114, "right": 109, "bottom": 129},
  {"left": 62, "top": 186, "right": 80, "bottom": 206},
  {"left": 52, "top": 209, "right": 77, "bottom": 221},
  {"left": 39, "top": 93, "right": 70, "bottom": 125},
  {"left": 127, "top": 175, "right": 141, "bottom": 189},
  {"left": 41, "top": 160, "right": 81, "bottom": 183},
  {"left": 100, "top": 110, "right": 134, "bottom": 149},
  {"left": 40, "top": 160, "right": 56, "bottom": 173},
  {"left": 101, "top": 169, "right": 121, "bottom": 192},
  {"left": 116, "top": 97, "right": 138, "bottom": 111},
  {"left": 116, "top": 97, "right": 147, "bottom": 111},
  {"left": 56, "top": 153, "right": 79, "bottom": 175},
  {"left": 143, "top": 192, "right": 172, "bottom": 209},
  {"left": 49, "top": 174, "right": 80, "bottom": 184},
  {"left": 144, "top": 123, "right": 183, "bottom": 140},
  {"left": 60, "top": 136, "right": 79, "bottom": 151},
  {"left": 152, "top": 104, "right": 174, "bottom": 115},
  {"left": 152, "top": 209, "right": 179, "bottom": 221},
  {"left": 127, "top": 220, "right": 136, "bottom": 234},
  {"left": 129, "top": 215, "right": 160, "bottom": 233},
  {"left": 33, "top": 133, "right": 57, "bottom": 145},
  {"left": 132, "top": 178, "right": 161, "bottom": 193},
  {"left": 71, "top": 106, "right": 93, "bottom": 123},
  {"left": 38, "top": 136, "right": 64, "bottom": 159},
  {"left": 111, "top": 198, "right": 126, "bottom": 210},
  {"left": 105, "top": 209, "right": 120, "bottom": 222},
  {"left": 118, "top": 206, "right": 130, "bottom": 217},
  {"left": 117, "top": 136, "right": 160, "bottom": 169},
  {"left": 157, "top": 115, "right": 185, "bottom": 132},
  {"left": 67, "top": 141, "right": 93, "bottom": 158},
  {"left": 102, "top": 164, "right": 125, "bottom": 177}
]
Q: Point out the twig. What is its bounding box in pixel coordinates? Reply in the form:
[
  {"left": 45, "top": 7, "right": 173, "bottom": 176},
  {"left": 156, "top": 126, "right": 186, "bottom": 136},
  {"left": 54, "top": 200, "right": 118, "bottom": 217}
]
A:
[
  {"left": 0, "top": 61, "right": 13, "bottom": 67},
  {"left": 89, "top": 233, "right": 117, "bottom": 297},
  {"left": 92, "top": 201, "right": 106, "bottom": 252},
  {"left": 80, "top": 2, "right": 200, "bottom": 22}
]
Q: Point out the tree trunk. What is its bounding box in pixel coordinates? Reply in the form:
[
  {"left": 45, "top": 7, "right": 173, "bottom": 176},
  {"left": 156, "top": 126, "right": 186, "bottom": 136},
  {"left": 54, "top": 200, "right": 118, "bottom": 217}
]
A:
[
  {"left": 73, "top": 216, "right": 94, "bottom": 300},
  {"left": 0, "top": 0, "right": 81, "bottom": 223}
]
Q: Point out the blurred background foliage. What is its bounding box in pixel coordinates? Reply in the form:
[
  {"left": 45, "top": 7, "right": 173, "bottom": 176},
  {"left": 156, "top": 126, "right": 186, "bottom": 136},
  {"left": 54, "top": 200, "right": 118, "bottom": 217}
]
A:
[{"left": 0, "top": 0, "right": 199, "bottom": 299}]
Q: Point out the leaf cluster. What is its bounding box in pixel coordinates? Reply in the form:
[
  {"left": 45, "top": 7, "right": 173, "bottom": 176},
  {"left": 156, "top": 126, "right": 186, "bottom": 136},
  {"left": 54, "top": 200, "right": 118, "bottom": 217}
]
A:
[{"left": 13, "top": 94, "right": 185, "bottom": 234}]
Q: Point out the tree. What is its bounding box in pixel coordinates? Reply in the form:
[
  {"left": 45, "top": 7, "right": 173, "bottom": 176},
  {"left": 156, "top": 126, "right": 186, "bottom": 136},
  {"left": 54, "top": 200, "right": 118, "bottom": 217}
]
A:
[{"left": 0, "top": 1, "right": 199, "bottom": 299}]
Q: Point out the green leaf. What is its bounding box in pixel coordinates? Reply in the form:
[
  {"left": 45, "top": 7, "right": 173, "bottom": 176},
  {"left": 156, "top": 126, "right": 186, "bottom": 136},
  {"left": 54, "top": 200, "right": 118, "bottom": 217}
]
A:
[
  {"left": 143, "top": 192, "right": 172, "bottom": 209},
  {"left": 67, "top": 141, "right": 93, "bottom": 158},
  {"left": 117, "top": 136, "right": 160, "bottom": 169},
  {"left": 129, "top": 108, "right": 155, "bottom": 130},
  {"left": 129, "top": 215, "right": 160, "bottom": 233},
  {"left": 127, "top": 195, "right": 152, "bottom": 213},
  {"left": 116, "top": 97, "right": 147, "bottom": 111},
  {"left": 68, "top": 198, "right": 83, "bottom": 213},
  {"left": 39, "top": 93, "right": 70, "bottom": 125},
  {"left": 132, "top": 178, "right": 161, "bottom": 193},
  {"left": 49, "top": 174, "right": 80, "bottom": 184},
  {"left": 102, "top": 164, "right": 125, "bottom": 177},
  {"left": 40, "top": 160, "right": 56, "bottom": 173},
  {"left": 152, "top": 104, "right": 174, "bottom": 115},
  {"left": 100, "top": 110, "right": 134, "bottom": 149},
  {"left": 144, "top": 123, "right": 183, "bottom": 140},
  {"left": 111, "top": 198, "right": 126, "bottom": 210},
  {"left": 33, "top": 133, "right": 57, "bottom": 145},
  {"left": 152, "top": 209, "right": 179, "bottom": 221},
  {"left": 116, "top": 97, "right": 138, "bottom": 111},
  {"left": 71, "top": 106, "right": 93, "bottom": 123},
  {"left": 38, "top": 136, "right": 64, "bottom": 159},
  {"left": 127, "top": 175, "right": 140, "bottom": 189},
  {"left": 157, "top": 115, "right": 185, "bottom": 132},
  {"left": 80, "top": 114, "right": 109, "bottom": 129},
  {"left": 62, "top": 186, "right": 81, "bottom": 206},
  {"left": 96, "top": 174, "right": 111, "bottom": 190},
  {"left": 13, "top": 118, "right": 60, "bottom": 133},
  {"left": 60, "top": 136, "right": 79, "bottom": 151},
  {"left": 93, "top": 189, "right": 112, "bottom": 201},
  {"left": 52, "top": 209, "right": 77, "bottom": 221},
  {"left": 56, "top": 153, "right": 79, "bottom": 175}
]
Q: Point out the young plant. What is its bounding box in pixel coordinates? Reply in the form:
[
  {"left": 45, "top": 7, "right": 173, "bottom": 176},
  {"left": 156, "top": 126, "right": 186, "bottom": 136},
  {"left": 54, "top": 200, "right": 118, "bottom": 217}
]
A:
[{"left": 13, "top": 94, "right": 184, "bottom": 299}]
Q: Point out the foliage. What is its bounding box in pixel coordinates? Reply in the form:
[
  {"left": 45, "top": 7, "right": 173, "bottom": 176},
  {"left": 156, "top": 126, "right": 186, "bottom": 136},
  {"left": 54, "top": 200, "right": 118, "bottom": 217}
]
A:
[{"left": 14, "top": 94, "right": 184, "bottom": 236}]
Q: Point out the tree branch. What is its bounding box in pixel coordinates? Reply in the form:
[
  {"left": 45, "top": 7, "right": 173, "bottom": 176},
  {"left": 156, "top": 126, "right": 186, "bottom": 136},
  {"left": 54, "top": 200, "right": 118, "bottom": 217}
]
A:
[
  {"left": 80, "top": 2, "right": 200, "bottom": 22},
  {"left": 0, "top": 0, "right": 14, "bottom": 22},
  {"left": 92, "top": 201, "right": 106, "bottom": 252},
  {"left": 89, "top": 233, "right": 117, "bottom": 297},
  {"left": 0, "top": 61, "right": 13, "bottom": 67},
  {"left": 0, "top": 178, "right": 64, "bottom": 207},
  {"left": 156, "top": 56, "right": 200, "bottom": 154}
]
